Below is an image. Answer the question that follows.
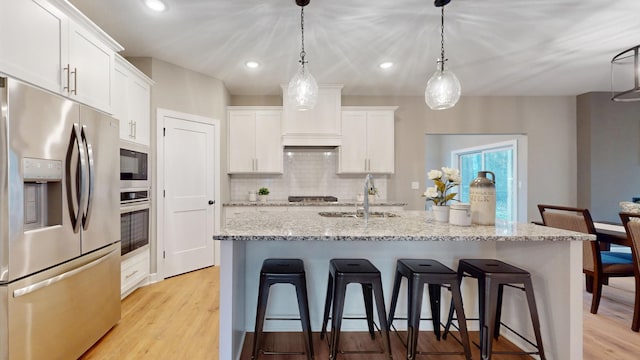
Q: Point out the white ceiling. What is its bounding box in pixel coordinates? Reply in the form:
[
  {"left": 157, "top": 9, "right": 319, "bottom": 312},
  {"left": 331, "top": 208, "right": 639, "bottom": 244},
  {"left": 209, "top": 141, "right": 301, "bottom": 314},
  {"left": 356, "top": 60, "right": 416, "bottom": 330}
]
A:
[{"left": 68, "top": 0, "right": 640, "bottom": 97}]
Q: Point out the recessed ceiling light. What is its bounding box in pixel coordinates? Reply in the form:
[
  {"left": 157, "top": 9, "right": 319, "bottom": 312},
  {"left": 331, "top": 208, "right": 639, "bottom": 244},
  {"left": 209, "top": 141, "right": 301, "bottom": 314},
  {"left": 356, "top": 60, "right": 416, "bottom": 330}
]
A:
[
  {"left": 379, "top": 62, "right": 394, "bottom": 69},
  {"left": 245, "top": 61, "right": 260, "bottom": 69},
  {"left": 144, "top": 0, "right": 167, "bottom": 12}
]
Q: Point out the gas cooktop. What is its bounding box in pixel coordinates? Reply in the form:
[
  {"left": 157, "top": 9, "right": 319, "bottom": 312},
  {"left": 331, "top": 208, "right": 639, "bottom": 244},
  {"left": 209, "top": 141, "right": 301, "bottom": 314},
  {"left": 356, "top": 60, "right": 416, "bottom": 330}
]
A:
[{"left": 288, "top": 196, "right": 338, "bottom": 203}]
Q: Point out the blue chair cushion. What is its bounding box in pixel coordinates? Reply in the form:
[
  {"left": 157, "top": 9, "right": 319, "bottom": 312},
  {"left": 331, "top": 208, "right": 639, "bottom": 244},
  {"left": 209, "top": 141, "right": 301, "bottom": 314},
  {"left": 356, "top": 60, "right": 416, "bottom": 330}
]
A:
[
  {"left": 601, "top": 252, "right": 633, "bottom": 265},
  {"left": 606, "top": 252, "right": 633, "bottom": 262}
]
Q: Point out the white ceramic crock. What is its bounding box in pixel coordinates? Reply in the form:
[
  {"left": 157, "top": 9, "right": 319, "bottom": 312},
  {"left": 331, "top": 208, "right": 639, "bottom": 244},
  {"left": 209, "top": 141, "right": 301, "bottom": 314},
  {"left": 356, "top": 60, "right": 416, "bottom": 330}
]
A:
[{"left": 449, "top": 203, "right": 472, "bottom": 226}]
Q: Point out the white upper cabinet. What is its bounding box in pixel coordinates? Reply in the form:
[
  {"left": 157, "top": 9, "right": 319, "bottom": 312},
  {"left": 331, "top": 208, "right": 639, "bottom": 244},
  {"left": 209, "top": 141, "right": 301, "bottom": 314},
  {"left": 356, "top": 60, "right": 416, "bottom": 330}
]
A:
[
  {"left": 228, "top": 107, "right": 283, "bottom": 174},
  {"left": 66, "top": 21, "right": 115, "bottom": 112},
  {"left": 339, "top": 107, "right": 397, "bottom": 174},
  {"left": 113, "top": 55, "right": 153, "bottom": 146},
  {"left": 0, "top": 0, "right": 68, "bottom": 93},
  {"left": 281, "top": 84, "right": 343, "bottom": 146},
  {"left": 0, "top": 0, "right": 123, "bottom": 113}
]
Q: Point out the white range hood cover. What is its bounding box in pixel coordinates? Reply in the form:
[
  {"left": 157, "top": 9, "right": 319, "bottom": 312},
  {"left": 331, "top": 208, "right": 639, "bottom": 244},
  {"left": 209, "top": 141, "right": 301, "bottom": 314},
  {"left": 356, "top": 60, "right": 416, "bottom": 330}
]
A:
[{"left": 281, "top": 84, "right": 343, "bottom": 147}]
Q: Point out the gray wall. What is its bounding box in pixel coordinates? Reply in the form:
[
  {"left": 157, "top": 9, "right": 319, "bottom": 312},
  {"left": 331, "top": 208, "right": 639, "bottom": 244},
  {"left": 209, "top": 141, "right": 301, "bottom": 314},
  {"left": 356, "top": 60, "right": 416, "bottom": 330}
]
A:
[
  {"left": 425, "top": 134, "right": 528, "bottom": 221},
  {"left": 128, "top": 57, "right": 230, "bottom": 272},
  {"left": 233, "top": 94, "right": 577, "bottom": 221},
  {"left": 342, "top": 96, "right": 576, "bottom": 221},
  {"left": 577, "top": 92, "right": 640, "bottom": 222}
]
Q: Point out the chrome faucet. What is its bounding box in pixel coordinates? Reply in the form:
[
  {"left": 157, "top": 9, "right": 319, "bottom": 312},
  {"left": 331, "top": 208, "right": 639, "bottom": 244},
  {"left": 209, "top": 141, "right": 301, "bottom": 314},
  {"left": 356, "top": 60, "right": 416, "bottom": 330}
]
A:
[{"left": 363, "top": 173, "right": 375, "bottom": 225}]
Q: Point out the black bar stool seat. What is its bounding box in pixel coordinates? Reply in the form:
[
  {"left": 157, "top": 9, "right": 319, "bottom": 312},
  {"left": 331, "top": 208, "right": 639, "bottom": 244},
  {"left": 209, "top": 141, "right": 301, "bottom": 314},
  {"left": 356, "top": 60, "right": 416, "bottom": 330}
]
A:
[
  {"left": 320, "top": 258, "right": 392, "bottom": 360},
  {"left": 252, "top": 258, "right": 313, "bottom": 360},
  {"left": 444, "top": 259, "right": 546, "bottom": 360},
  {"left": 388, "top": 259, "right": 472, "bottom": 360}
]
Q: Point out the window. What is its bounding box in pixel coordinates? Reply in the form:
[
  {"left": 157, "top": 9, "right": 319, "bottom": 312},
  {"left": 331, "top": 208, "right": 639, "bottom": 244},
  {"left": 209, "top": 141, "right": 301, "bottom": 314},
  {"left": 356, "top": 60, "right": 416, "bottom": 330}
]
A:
[{"left": 451, "top": 140, "right": 517, "bottom": 222}]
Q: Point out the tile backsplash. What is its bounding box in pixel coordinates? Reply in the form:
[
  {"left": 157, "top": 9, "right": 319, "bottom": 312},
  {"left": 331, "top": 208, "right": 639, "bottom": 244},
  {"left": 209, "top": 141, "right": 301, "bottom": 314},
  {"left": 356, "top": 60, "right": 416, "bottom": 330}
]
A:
[{"left": 230, "top": 148, "right": 387, "bottom": 201}]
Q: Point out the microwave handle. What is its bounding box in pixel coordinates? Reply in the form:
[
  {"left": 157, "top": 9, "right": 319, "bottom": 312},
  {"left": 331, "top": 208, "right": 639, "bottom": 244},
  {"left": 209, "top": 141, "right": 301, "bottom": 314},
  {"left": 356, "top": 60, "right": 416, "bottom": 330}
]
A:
[{"left": 81, "top": 125, "right": 94, "bottom": 230}]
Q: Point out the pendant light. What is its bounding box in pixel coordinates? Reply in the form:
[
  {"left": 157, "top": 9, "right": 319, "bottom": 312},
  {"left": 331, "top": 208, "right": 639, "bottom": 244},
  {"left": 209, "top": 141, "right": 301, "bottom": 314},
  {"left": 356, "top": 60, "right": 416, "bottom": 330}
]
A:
[
  {"left": 425, "top": 0, "right": 461, "bottom": 110},
  {"left": 611, "top": 45, "right": 640, "bottom": 102},
  {"left": 287, "top": 0, "right": 318, "bottom": 111}
]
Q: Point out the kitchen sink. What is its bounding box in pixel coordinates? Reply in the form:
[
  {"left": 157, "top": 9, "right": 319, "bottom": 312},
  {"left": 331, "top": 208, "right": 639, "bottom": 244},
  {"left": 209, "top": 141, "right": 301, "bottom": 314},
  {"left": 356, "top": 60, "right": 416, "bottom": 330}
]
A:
[{"left": 318, "top": 211, "right": 398, "bottom": 218}]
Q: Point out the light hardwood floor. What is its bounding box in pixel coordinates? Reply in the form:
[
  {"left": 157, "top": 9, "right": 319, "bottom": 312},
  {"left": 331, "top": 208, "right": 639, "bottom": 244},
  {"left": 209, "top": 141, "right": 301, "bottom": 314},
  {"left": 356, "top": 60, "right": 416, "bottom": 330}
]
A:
[
  {"left": 583, "top": 277, "right": 640, "bottom": 360},
  {"left": 80, "top": 266, "right": 640, "bottom": 359},
  {"left": 79, "top": 266, "right": 219, "bottom": 360}
]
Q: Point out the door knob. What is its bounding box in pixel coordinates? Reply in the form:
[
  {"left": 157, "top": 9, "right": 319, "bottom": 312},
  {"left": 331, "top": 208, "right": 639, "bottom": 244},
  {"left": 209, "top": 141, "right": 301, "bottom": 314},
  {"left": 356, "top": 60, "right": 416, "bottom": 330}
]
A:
[{"left": 208, "top": 200, "right": 215, "bottom": 205}]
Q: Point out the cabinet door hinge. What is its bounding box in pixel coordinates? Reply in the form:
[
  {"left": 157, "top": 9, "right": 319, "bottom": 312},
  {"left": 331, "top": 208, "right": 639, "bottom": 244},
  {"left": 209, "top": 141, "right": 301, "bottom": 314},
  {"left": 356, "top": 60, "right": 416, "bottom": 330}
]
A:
[
  {"left": 163, "top": 127, "right": 166, "bottom": 136},
  {"left": 163, "top": 189, "right": 166, "bottom": 198},
  {"left": 163, "top": 251, "right": 166, "bottom": 259}
]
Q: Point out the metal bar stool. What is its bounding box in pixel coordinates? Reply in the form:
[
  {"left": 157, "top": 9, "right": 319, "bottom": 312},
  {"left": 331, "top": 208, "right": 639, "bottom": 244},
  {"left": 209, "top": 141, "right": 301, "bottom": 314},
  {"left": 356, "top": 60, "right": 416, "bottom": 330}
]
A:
[
  {"left": 319, "top": 258, "right": 392, "bottom": 360},
  {"left": 388, "top": 259, "right": 472, "bottom": 360},
  {"left": 443, "top": 259, "right": 546, "bottom": 360},
  {"left": 252, "top": 258, "right": 313, "bottom": 360}
]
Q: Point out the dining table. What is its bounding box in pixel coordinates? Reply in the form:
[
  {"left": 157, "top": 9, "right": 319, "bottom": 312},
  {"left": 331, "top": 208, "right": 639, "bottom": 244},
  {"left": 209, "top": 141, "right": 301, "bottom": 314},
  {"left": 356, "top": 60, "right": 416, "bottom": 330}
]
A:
[{"left": 593, "top": 222, "right": 631, "bottom": 247}]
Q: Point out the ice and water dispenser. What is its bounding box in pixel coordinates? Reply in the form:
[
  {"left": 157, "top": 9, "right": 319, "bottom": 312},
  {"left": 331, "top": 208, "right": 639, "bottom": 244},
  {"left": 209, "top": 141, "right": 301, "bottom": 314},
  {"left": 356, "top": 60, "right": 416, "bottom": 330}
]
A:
[{"left": 22, "top": 157, "right": 63, "bottom": 231}]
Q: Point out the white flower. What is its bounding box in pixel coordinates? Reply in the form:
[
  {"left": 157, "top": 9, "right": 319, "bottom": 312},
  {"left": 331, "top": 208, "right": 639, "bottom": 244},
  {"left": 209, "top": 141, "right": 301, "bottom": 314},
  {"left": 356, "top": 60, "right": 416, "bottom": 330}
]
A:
[
  {"left": 442, "top": 167, "right": 460, "bottom": 183},
  {"left": 427, "top": 169, "right": 443, "bottom": 180},
  {"left": 442, "top": 167, "right": 458, "bottom": 178},
  {"left": 424, "top": 186, "right": 439, "bottom": 199},
  {"left": 424, "top": 167, "right": 460, "bottom": 206}
]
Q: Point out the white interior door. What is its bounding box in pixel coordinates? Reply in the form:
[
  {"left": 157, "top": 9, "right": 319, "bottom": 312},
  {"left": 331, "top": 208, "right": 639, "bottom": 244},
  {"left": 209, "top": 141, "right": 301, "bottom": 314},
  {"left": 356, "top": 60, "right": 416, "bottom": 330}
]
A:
[{"left": 163, "top": 114, "right": 215, "bottom": 278}]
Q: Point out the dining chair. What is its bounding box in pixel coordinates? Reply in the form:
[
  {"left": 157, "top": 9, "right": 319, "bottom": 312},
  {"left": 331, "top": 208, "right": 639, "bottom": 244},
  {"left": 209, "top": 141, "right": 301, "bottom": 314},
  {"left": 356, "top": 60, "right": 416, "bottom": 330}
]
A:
[
  {"left": 538, "top": 204, "right": 634, "bottom": 314},
  {"left": 618, "top": 212, "right": 640, "bottom": 332}
]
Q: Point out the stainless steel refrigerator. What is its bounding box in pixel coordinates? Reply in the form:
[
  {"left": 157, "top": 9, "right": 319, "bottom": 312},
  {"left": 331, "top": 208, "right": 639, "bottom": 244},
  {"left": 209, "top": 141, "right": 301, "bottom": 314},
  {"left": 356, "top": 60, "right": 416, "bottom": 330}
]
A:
[{"left": 0, "top": 77, "right": 120, "bottom": 359}]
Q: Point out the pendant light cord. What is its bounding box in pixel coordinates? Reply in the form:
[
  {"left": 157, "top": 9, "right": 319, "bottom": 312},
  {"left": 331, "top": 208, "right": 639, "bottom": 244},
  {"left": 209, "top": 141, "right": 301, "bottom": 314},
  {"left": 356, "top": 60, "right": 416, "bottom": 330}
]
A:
[
  {"left": 439, "top": 6, "right": 446, "bottom": 71},
  {"left": 299, "top": 7, "right": 307, "bottom": 67}
]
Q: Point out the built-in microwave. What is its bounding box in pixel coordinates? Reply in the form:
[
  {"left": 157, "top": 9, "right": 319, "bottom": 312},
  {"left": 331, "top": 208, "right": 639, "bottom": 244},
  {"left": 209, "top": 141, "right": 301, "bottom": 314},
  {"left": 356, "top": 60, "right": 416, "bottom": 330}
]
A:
[{"left": 120, "top": 142, "right": 149, "bottom": 189}]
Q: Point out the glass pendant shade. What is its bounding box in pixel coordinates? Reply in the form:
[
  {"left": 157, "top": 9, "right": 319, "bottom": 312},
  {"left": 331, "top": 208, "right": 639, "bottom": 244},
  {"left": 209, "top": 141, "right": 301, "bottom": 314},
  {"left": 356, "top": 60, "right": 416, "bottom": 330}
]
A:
[
  {"left": 287, "top": 64, "right": 318, "bottom": 111},
  {"left": 425, "top": 62, "right": 461, "bottom": 110}
]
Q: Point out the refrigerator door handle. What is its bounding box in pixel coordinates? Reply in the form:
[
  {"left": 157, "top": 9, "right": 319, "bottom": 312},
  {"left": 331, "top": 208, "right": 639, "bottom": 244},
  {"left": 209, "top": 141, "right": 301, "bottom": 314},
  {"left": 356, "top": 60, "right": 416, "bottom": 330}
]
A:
[
  {"left": 69, "top": 123, "right": 87, "bottom": 233},
  {"left": 12, "top": 248, "right": 118, "bottom": 298},
  {"left": 81, "top": 125, "right": 94, "bottom": 230}
]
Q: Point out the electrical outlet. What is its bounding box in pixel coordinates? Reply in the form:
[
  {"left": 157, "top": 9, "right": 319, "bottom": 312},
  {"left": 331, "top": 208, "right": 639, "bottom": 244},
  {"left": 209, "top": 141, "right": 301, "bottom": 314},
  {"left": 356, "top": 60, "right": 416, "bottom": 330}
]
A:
[{"left": 411, "top": 181, "right": 420, "bottom": 190}]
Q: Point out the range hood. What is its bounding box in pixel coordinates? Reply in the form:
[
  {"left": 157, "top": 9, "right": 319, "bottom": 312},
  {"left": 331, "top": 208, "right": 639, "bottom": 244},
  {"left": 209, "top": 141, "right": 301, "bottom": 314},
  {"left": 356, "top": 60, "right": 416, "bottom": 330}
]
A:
[{"left": 281, "top": 84, "right": 343, "bottom": 146}]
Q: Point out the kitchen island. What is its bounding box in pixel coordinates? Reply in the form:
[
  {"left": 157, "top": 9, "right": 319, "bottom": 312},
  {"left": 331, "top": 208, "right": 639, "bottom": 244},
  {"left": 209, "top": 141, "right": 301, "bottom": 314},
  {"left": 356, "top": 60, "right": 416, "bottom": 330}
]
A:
[{"left": 216, "top": 210, "right": 593, "bottom": 360}]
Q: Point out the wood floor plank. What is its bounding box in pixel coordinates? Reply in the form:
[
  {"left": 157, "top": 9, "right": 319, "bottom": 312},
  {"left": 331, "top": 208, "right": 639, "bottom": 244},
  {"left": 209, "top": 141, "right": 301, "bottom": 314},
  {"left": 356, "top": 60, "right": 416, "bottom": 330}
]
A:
[
  {"left": 583, "top": 277, "right": 640, "bottom": 360},
  {"left": 79, "top": 266, "right": 219, "bottom": 360},
  {"left": 79, "top": 266, "right": 640, "bottom": 359},
  {"left": 240, "top": 331, "right": 533, "bottom": 360}
]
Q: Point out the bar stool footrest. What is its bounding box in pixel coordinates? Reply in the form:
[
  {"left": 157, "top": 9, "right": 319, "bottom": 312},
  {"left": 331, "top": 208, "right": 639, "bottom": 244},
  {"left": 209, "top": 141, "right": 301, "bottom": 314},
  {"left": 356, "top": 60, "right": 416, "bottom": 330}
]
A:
[{"left": 261, "top": 350, "right": 306, "bottom": 356}]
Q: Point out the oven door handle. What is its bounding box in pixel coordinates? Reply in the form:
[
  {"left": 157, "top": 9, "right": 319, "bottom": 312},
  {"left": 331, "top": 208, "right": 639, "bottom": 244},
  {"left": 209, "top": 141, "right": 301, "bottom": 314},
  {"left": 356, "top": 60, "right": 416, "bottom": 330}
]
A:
[{"left": 120, "top": 201, "right": 151, "bottom": 213}]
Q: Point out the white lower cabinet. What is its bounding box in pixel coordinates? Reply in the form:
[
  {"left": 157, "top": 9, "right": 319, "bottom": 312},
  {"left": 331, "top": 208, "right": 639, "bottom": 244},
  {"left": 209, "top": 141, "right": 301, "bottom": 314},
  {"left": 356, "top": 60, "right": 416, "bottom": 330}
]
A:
[{"left": 121, "top": 248, "right": 150, "bottom": 299}]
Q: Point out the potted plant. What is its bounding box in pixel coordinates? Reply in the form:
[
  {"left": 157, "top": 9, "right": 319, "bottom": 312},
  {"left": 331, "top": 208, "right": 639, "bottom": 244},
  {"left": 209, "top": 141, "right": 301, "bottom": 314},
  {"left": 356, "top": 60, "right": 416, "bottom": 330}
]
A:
[
  {"left": 258, "top": 187, "right": 270, "bottom": 203},
  {"left": 423, "top": 167, "right": 460, "bottom": 222}
]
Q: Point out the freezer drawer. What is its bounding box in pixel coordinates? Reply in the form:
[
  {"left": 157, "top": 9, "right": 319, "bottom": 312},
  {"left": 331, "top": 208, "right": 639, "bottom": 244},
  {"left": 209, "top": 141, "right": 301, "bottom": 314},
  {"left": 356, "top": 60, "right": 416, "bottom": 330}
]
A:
[{"left": 0, "top": 243, "right": 121, "bottom": 360}]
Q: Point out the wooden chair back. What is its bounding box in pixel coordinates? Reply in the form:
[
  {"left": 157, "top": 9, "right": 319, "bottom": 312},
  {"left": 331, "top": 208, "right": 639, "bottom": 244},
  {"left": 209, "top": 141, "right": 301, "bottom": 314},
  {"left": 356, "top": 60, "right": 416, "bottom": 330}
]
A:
[
  {"left": 537, "top": 204, "right": 597, "bottom": 272},
  {"left": 619, "top": 212, "right": 640, "bottom": 271}
]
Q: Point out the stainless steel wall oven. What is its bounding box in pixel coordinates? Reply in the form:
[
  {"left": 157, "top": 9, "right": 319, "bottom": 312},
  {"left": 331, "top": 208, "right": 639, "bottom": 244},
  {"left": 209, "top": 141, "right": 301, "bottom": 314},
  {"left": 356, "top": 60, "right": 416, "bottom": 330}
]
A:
[{"left": 120, "top": 190, "right": 150, "bottom": 257}]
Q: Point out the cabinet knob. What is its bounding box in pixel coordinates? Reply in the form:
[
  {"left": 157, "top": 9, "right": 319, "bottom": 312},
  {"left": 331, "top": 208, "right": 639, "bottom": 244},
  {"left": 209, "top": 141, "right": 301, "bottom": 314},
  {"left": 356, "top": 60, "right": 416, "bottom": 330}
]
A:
[{"left": 208, "top": 200, "right": 215, "bottom": 205}]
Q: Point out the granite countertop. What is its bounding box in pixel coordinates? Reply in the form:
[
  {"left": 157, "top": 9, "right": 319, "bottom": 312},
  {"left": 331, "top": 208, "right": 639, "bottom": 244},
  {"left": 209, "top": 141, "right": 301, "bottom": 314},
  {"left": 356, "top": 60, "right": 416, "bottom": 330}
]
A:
[
  {"left": 216, "top": 210, "right": 595, "bottom": 242},
  {"left": 223, "top": 200, "right": 407, "bottom": 207}
]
